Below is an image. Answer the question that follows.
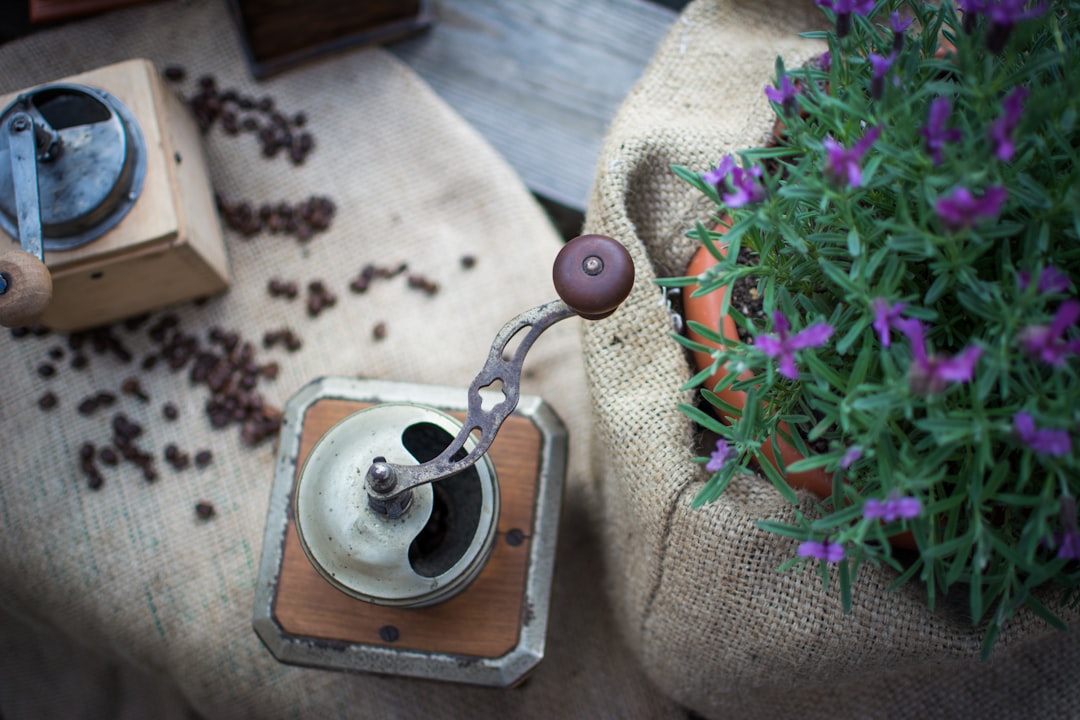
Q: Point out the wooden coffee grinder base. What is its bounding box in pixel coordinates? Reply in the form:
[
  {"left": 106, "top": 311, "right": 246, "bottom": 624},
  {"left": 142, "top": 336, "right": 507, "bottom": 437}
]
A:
[{"left": 253, "top": 377, "right": 567, "bottom": 687}]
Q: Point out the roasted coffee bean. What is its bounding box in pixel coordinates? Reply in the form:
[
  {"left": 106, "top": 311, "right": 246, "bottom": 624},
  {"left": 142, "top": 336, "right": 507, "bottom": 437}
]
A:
[
  {"left": 163, "top": 65, "right": 186, "bottom": 82},
  {"left": 79, "top": 442, "right": 95, "bottom": 462},
  {"left": 30, "top": 324, "right": 49, "bottom": 336},
  {"left": 164, "top": 443, "right": 179, "bottom": 461},
  {"left": 194, "top": 450, "right": 213, "bottom": 469},
  {"left": 112, "top": 414, "right": 143, "bottom": 441},
  {"left": 460, "top": 255, "right": 477, "bottom": 269},
  {"left": 37, "top": 363, "right": 56, "bottom": 379},
  {"left": 37, "top": 392, "right": 58, "bottom": 410},
  {"left": 71, "top": 354, "right": 88, "bottom": 370},
  {"left": 10, "top": 327, "right": 29, "bottom": 339},
  {"left": 85, "top": 468, "right": 104, "bottom": 491},
  {"left": 77, "top": 396, "right": 99, "bottom": 416},
  {"left": 162, "top": 402, "right": 179, "bottom": 421},
  {"left": 142, "top": 466, "right": 158, "bottom": 483},
  {"left": 142, "top": 354, "right": 159, "bottom": 371},
  {"left": 373, "top": 322, "right": 387, "bottom": 341},
  {"left": 95, "top": 391, "right": 117, "bottom": 408},
  {"left": 48, "top": 346, "right": 65, "bottom": 361},
  {"left": 195, "top": 501, "right": 215, "bottom": 519},
  {"left": 122, "top": 377, "right": 150, "bottom": 402},
  {"left": 99, "top": 447, "right": 119, "bottom": 466},
  {"left": 260, "top": 361, "right": 279, "bottom": 379},
  {"left": 123, "top": 313, "right": 150, "bottom": 332}
]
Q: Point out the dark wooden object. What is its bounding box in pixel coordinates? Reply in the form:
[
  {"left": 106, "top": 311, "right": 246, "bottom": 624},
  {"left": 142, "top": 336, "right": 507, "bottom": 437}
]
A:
[
  {"left": 229, "top": 0, "right": 433, "bottom": 79},
  {"left": 28, "top": 0, "right": 147, "bottom": 24},
  {"left": 272, "top": 399, "right": 542, "bottom": 658}
]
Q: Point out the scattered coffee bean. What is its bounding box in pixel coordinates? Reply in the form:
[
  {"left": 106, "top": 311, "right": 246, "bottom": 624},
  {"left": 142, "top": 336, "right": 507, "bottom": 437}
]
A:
[
  {"left": 37, "top": 392, "right": 58, "bottom": 411},
  {"left": 267, "top": 278, "right": 299, "bottom": 299},
  {"left": 99, "top": 447, "right": 119, "bottom": 466},
  {"left": 163, "top": 65, "right": 186, "bottom": 82},
  {"left": 216, "top": 194, "right": 335, "bottom": 242},
  {"left": 10, "top": 327, "right": 29, "bottom": 339},
  {"left": 48, "top": 346, "right": 65, "bottom": 361},
  {"left": 460, "top": 255, "right": 477, "bottom": 270},
  {"left": 305, "top": 280, "right": 338, "bottom": 318},
  {"left": 122, "top": 377, "right": 150, "bottom": 402},
  {"left": 373, "top": 322, "right": 387, "bottom": 341},
  {"left": 180, "top": 73, "right": 316, "bottom": 165},
  {"left": 263, "top": 328, "right": 302, "bottom": 352},
  {"left": 195, "top": 501, "right": 215, "bottom": 519},
  {"left": 162, "top": 402, "right": 179, "bottom": 421},
  {"left": 407, "top": 273, "right": 440, "bottom": 297},
  {"left": 194, "top": 450, "right": 213, "bottom": 469},
  {"left": 37, "top": 363, "right": 56, "bottom": 379},
  {"left": 348, "top": 262, "right": 408, "bottom": 294}
]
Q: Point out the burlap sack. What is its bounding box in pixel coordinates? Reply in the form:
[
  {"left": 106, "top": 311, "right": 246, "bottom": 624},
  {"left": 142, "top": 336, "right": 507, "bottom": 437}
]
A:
[
  {"left": 582, "top": 1, "right": 1080, "bottom": 718},
  {"left": 0, "top": 2, "right": 684, "bottom": 718}
]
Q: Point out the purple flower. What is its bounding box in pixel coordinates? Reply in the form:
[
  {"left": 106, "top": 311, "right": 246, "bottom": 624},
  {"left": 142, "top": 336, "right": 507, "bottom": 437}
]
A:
[
  {"left": 921, "top": 97, "right": 963, "bottom": 166},
  {"left": 863, "top": 492, "right": 922, "bottom": 522},
  {"left": 935, "top": 186, "right": 1007, "bottom": 231},
  {"left": 766, "top": 75, "right": 799, "bottom": 116},
  {"left": 816, "top": 0, "right": 875, "bottom": 37},
  {"left": 868, "top": 53, "right": 896, "bottom": 100},
  {"left": 703, "top": 155, "right": 766, "bottom": 208},
  {"left": 1018, "top": 266, "right": 1071, "bottom": 294},
  {"left": 706, "top": 438, "right": 736, "bottom": 472},
  {"left": 756, "top": 311, "right": 834, "bottom": 380},
  {"left": 1018, "top": 300, "right": 1080, "bottom": 367},
  {"left": 798, "top": 539, "right": 846, "bottom": 562},
  {"left": 823, "top": 126, "right": 881, "bottom": 188},
  {"left": 984, "top": 0, "right": 1048, "bottom": 52},
  {"left": 871, "top": 298, "right": 906, "bottom": 348},
  {"left": 988, "top": 87, "right": 1029, "bottom": 161},
  {"left": 1059, "top": 531, "right": 1080, "bottom": 561},
  {"left": 839, "top": 446, "right": 862, "bottom": 469},
  {"left": 895, "top": 317, "right": 983, "bottom": 394},
  {"left": 890, "top": 12, "right": 913, "bottom": 53},
  {"left": 1013, "top": 412, "right": 1072, "bottom": 457}
]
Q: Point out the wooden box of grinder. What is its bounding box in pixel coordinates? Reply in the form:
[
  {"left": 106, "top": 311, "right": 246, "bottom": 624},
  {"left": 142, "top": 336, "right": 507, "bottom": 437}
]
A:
[{"left": 0, "top": 58, "right": 229, "bottom": 332}]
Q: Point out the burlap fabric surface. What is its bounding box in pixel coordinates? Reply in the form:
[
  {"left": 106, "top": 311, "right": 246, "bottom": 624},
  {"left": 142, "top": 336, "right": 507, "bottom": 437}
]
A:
[
  {"left": 0, "top": 2, "right": 685, "bottom": 718},
  {"left": 582, "top": 0, "right": 1080, "bottom": 718}
]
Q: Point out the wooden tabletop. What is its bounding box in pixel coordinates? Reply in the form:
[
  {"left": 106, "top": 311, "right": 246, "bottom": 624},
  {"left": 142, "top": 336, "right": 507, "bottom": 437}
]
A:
[{"left": 387, "top": 0, "right": 679, "bottom": 215}]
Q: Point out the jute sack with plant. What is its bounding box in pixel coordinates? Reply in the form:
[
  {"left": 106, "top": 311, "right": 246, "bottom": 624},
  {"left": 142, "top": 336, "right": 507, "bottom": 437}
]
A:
[{"left": 582, "top": 0, "right": 1079, "bottom": 716}]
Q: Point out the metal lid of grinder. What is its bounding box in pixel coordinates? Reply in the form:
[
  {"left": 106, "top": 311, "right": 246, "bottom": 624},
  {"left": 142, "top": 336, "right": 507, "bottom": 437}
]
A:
[{"left": 0, "top": 83, "right": 147, "bottom": 251}]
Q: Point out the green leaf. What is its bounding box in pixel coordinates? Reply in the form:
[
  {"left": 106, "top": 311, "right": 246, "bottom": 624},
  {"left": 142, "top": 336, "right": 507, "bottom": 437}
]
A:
[
  {"left": 678, "top": 402, "right": 729, "bottom": 435},
  {"left": 756, "top": 520, "right": 806, "bottom": 539},
  {"left": 752, "top": 447, "right": 800, "bottom": 505}
]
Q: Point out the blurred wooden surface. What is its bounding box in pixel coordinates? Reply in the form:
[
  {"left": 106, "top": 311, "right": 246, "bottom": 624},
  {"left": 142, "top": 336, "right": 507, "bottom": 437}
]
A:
[{"left": 387, "top": 0, "right": 679, "bottom": 216}]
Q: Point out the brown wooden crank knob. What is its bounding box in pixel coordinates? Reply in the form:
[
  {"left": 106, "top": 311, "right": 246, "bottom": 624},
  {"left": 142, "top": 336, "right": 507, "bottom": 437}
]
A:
[
  {"left": 0, "top": 249, "right": 53, "bottom": 328},
  {"left": 552, "top": 234, "right": 634, "bottom": 319}
]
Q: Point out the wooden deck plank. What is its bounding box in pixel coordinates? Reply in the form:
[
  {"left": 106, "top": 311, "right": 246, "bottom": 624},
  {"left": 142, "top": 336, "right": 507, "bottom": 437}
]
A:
[{"left": 387, "top": 0, "right": 677, "bottom": 212}]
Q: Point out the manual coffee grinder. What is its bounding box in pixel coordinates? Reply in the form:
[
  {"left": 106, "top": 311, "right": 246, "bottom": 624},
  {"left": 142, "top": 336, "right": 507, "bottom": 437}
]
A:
[
  {"left": 253, "top": 234, "right": 633, "bottom": 686},
  {"left": 0, "top": 59, "right": 228, "bottom": 332}
]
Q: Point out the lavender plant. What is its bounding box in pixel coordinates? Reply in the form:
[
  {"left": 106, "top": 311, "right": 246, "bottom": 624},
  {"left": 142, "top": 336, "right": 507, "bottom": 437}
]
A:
[{"left": 663, "top": 0, "right": 1080, "bottom": 656}]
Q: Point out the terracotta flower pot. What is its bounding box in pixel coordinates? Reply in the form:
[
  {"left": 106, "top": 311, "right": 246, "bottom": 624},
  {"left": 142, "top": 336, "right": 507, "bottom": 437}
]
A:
[{"left": 683, "top": 236, "right": 832, "bottom": 499}]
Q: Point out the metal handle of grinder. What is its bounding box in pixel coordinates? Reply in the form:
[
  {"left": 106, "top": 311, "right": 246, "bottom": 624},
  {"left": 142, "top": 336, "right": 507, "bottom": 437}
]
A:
[
  {"left": 366, "top": 233, "right": 635, "bottom": 518},
  {"left": 0, "top": 111, "right": 53, "bottom": 328}
]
